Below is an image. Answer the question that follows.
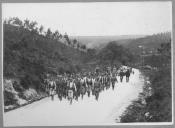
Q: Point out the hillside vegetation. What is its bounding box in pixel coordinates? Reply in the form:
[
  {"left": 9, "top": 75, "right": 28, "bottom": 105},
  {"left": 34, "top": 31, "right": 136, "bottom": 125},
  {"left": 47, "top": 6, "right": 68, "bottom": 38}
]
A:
[
  {"left": 97, "top": 42, "right": 136, "bottom": 66},
  {"left": 3, "top": 18, "right": 88, "bottom": 109},
  {"left": 120, "top": 38, "right": 172, "bottom": 122}
]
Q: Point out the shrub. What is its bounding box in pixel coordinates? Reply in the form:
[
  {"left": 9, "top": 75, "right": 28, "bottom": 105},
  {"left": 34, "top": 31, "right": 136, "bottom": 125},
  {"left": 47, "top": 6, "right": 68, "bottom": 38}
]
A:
[
  {"left": 13, "top": 80, "right": 24, "bottom": 92},
  {"left": 4, "top": 90, "right": 18, "bottom": 106}
]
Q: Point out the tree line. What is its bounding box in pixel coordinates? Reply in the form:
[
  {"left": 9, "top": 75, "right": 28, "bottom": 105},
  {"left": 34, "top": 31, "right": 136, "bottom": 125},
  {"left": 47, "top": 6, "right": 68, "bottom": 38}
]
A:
[{"left": 3, "top": 17, "right": 87, "bottom": 51}]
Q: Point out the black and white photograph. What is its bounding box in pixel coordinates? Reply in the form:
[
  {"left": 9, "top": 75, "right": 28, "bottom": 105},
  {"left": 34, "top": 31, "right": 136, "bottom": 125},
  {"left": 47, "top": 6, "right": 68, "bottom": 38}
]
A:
[{"left": 2, "top": 1, "right": 173, "bottom": 126}]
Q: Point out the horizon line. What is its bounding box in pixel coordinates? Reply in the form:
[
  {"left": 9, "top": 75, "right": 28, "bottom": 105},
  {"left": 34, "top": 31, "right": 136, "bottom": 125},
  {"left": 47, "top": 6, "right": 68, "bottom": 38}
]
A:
[{"left": 69, "top": 32, "right": 171, "bottom": 37}]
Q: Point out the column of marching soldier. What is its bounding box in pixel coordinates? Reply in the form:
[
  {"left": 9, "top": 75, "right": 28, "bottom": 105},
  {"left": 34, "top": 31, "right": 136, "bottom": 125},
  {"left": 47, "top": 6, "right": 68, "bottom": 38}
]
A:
[{"left": 44, "top": 66, "right": 134, "bottom": 104}]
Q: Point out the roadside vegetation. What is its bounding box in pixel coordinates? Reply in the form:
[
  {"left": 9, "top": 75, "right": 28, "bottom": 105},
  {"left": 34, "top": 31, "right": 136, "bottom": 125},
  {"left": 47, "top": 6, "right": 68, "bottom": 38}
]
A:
[{"left": 120, "top": 38, "right": 172, "bottom": 122}]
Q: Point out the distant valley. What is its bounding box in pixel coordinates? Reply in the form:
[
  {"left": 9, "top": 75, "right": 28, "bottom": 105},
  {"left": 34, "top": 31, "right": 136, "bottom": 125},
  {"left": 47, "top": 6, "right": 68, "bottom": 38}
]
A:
[
  {"left": 70, "top": 35, "right": 146, "bottom": 49},
  {"left": 71, "top": 32, "right": 171, "bottom": 55}
]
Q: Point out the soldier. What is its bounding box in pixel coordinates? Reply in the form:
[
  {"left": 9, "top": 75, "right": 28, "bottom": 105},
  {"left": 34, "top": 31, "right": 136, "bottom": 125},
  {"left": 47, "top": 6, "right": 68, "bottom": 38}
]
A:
[
  {"left": 74, "top": 77, "right": 80, "bottom": 100},
  {"left": 95, "top": 66, "right": 100, "bottom": 75},
  {"left": 119, "top": 69, "right": 125, "bottom": 83},
  {"left": 80, "top": 77, "right": 86, "bottom": 99},
  {"left": 107, "top": 66, "right": 111, "bottom": 74},
  {"left": 113, "top": 66, "right": 117, "bottom": 75},
  {"left": 67, "top": 79, "right": 76, "bottom": 104},
  {"left": 111, "top": 74, "right": 117, "bottom": 90},
  {"left": 125, "top": 69, "right": 131, "bottom": 82},
  {"left": 49, "top": 79, "right": 56, "bottom": 101},
  {"left": 56, "top": 77, "right": 63, "bottom": 101},
  {"left": 94, "top": 78, "right": 100, "bottom": 101},
  {"left": 86, "top": 76, "right": 92, "bottom": 97}
]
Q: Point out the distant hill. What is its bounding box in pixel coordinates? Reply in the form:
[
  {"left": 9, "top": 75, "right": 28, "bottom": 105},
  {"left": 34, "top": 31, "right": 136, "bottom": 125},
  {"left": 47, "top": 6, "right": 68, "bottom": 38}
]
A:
[
  {"left": 70, "top": 35, "right": 146, "bottom": 49},
  {"left": 116, "top": 32, "right": 171, "bottom": 55}
]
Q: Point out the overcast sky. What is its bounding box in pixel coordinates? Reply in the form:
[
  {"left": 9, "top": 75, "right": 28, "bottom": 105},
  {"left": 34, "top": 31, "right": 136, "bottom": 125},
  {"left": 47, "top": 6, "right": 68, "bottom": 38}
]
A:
[{"left": 2, "top": 2, "right": 172, "bottom": 36}]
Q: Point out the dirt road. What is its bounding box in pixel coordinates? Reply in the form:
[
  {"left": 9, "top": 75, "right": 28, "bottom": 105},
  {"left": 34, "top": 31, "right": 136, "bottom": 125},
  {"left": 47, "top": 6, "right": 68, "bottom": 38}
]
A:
[{"left": 4, "top": 68, "right": 144, "bottom": 126}]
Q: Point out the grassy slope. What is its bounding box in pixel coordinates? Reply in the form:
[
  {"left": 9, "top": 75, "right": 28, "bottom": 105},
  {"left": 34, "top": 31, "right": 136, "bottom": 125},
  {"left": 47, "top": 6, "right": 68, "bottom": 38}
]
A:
[{"left": 4, "top": 24, "right": 87, "bottom": 77}]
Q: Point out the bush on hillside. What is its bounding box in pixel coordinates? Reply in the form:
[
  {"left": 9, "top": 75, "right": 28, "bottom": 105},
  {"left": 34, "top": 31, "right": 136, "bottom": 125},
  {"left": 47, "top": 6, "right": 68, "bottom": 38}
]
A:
[
  {"left": 4, "top": 90, "right": 18, "bottom": 106},
  {"left": 145, "top": 68, "right": 172, "bottom": 122},
  {"left": 97, "top": 42, "right": 135, "bottom": 66}
]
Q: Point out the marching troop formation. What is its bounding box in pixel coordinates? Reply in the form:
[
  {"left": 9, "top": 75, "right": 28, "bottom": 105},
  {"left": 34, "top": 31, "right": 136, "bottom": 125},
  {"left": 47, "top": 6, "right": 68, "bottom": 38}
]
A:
[{"left": 44, "top": 65, "right": 134, "bottom": 104}]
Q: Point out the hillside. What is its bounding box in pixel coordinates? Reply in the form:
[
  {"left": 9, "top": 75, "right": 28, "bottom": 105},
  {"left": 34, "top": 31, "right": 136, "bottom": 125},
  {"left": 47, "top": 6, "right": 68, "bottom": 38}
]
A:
[
  {"left": 4, "top": 24, "right": 87, "bottom": 77},
  {"left": 3, "top": 23, "right": 89, "bottom": 108}
]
